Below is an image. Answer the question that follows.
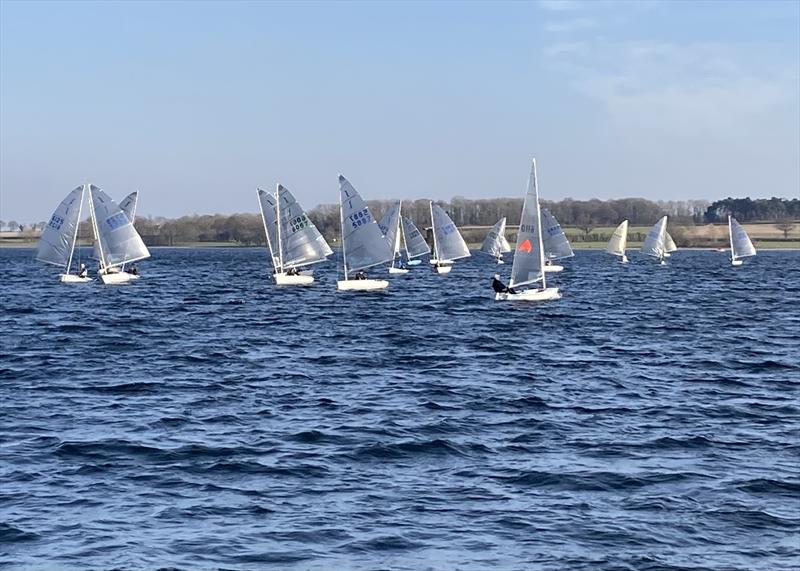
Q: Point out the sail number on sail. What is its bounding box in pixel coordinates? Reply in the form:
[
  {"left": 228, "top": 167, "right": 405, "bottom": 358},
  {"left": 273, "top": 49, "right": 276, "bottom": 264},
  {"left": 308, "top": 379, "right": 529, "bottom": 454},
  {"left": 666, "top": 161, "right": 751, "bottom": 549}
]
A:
[
  {"left": 288, "top": 214, "right": 310, "bottom": 233},
  {"left": 47, "top": 215, "right": 65, "bottom": 230},
  {"left": 348, "top": 207, "right": 372, "bottom": 228},
  {"left": 105, "top": 212, "right": 129, "bottom": 230},
  {"left": 441, "top": 222, "right": 457, "bottom": 236}
]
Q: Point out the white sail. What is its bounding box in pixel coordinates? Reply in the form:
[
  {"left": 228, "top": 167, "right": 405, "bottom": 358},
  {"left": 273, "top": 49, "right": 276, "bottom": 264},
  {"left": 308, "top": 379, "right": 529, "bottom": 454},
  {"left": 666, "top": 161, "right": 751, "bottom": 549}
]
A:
[
  {"left": 377, "top": 201, "right": 402, "bottom": 255},
  {"left": 36, "top": 185, "right": 85, "bottom": 269},
  {"left": 431, "top": 203, "right": 470, "bottom": 262},
  {"left": 339, "top": 175, "right": 394, "bottom": 274},
  {"left": 509, "top": 160, "right": 546, "bottom": 289},
  {"left": 606, "top": 220, "right": 628, "bottom": 256},
  {"left": 401, "top": 216, "right": 430, "bottom": 259},
  {"left": 89, "top": 184, "right": 150, "bottom": 269},
  {"left": 119, "top": 191, "right": 139, "bottom": 222},
  {"left": 257, "top": 188, "right": 282, "bottom": 270},
  {"left": 664, "top": 232, "right": 678, "bottom": 253},
  {"left": 540, "top": 208, "right": 574, "bottom": 260},
  {"left": 480, "top": 217, "right": 511, "bottom": 258},
  {"left": 278, "top": 185, "right": 333, "bottom": 269},
  {"left": 729, "top": 217, "right": 756, "bottom": 259},
  {"left": 641, "top": 216, "right": 668, "bottom": 259}
]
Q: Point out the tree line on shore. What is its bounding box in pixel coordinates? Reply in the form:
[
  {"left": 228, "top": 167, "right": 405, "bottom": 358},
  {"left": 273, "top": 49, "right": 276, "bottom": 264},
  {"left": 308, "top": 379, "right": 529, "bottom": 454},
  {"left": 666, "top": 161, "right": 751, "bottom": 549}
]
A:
[{"left": 5, "top": 196, "right": 797, "bottom": 245}]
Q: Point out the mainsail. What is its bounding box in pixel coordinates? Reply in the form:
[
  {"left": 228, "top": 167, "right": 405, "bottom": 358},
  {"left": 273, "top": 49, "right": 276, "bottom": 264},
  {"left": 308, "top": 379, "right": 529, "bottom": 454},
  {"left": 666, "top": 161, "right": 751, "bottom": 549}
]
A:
[
  {"left": 257, "top": 188, "right": 282, "bottom": 269},
  {"left": 377, "top": 201, "right": 402, "bottom": 254},
  {"left": 606, "top": 220, "right": 628, "bottom": 256},
  {"left": 278, "top": 185, "right": 333, "bottom": 269},
  {"left": 89, "top": 185, "right": 151, "bottom": 269},
  {"left": 509, "top": 160, "right": 546, "bottom": 288},
  {"left": 401, "top": 216, "right": 430, "bottom": 259},
  {"left": 480, "top": 217, "right": 511, "bottom": 259},
  {"left": 339, "top": 175, "right": 394, "bottom": 274},
  {"left": 120, "top": 191, "right": 139, "bottom": 222},
  {"left": 36, "top": 185, "right": 85, "bottom": 269},
  {"left": 641, "top": 216, "right": 668, "bottom": 259},
  {"left": 431, "top": 203, "right": 470, "bottom": 262},
  {"left": 729, "top": 216, "right": 756, "bottom": 259},
  {"left": 664, "top": 232, "right": 678, "bottom": 253},
  {"left": 540, "top": 208, "right": 574, "bottom": 260}
]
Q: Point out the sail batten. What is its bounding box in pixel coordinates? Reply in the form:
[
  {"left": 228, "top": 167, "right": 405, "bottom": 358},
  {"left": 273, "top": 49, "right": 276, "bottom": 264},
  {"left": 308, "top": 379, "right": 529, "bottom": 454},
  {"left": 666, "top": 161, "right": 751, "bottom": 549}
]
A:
[
  {"left": 540, "top": 208, "right": 574, "bottom": 260},
  {"left": 90, "top": 185, "right": 150, "bottom": 268},
  {"left": 36, "top": 186, "right": 85, "bottom": 270},
  {"left": 509, "top": 160, "right": 546, "bottom": 288},
  {"left": 480, "top": 217, "right": 511, "bottom": 258},
  {"left": 431, "top": 204, "right": 470, "bottom": 262},
  {"left": 729, "top": 217, "right": 756, "bottom": 259},
  {"left": 339, "top": 175, "right": 394, "bottom": 274},
  {"left": 606, "top": 220, "right": 628, "bottom": 256}
]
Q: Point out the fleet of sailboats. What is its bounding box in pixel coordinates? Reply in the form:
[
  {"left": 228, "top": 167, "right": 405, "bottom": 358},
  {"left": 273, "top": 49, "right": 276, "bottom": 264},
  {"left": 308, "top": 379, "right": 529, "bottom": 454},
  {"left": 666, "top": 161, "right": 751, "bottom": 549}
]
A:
[
  {"left": 479, "top": 217, "right": 511, "bottom": 264},
  {"left": 33, "top": 169, "right": 764, "bottom": 291}
]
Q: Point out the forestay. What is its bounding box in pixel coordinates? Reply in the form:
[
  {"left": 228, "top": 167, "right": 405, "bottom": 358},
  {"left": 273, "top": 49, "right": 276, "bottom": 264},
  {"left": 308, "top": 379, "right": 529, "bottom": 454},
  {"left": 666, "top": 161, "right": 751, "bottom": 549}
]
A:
[
  {"left": 540, "top": 208, "right": 574, "bottom": 260},
  {"left": 36, "top": 186, "right": 85, "bottom": 268},
  {"left": 606, "top": 220, "right": 628, "bottom": 256},
  {"left": 431, "top": 204, "right": 470, "bottom": 262},
  {"left": 480, "top": 217, "right": 511, "bottom": 258},
  {"left": 730, "top": 217, "right": 756, "bottom": 259},
  {"left": 377, "top": 201, "right": 402, "bottom": 253},
  {"left": 641, "top": 216, "right": 668, "bottom": 258},
  {"left": 278, "top": 185, "right": 333, "bottom": 268},
  {"left": 120, "top": 191, "right": 139, "bottom": 222},
  {"left": 509, "top": 160, "right": 546, "bottom": 288},
  {"left": 339, "top": 175, "right": 393, "bottom": 273},
  {"left": 90, "top": 185, "right": 151, "bottom": 268},
  {"left": 401, "top": 217, "right": 430, "bottom": 258}
]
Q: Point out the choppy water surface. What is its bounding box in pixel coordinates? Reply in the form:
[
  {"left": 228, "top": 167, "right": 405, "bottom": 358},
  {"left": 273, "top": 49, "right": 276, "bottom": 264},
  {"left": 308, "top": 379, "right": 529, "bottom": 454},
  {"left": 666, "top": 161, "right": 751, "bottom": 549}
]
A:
[{"left": 1, "top": 247, "right": 798, "bottom": 570}]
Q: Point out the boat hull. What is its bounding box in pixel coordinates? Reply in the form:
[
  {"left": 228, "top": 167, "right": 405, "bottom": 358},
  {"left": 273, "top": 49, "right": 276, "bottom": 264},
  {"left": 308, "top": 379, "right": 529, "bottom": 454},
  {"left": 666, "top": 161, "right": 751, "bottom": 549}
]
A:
[
  {"left": 495, "top": 287, "right": 561, "bottom": 301},
  {"left": 731, "top": 259, "right": 743, "bottom": 267},
  {"left": 274, "top": 272, "right": 314, "bottom": 285},
  {"left": 544, "top": 265, "right": 564, "bottom": 273},
  {"left": 59, "top": 274, "right": 93, "bottom": 284},
  {"left": 337, "top": 279, "right": 389, "bottom": 291},
  {"left": 407, "top": 260, "right": 422, "bottom": 266},
  {"left": 100, "top": 272, "right": 140, "bottom": 285},
  {"left": 388, "top": 267, "right": 409, "bottom": 274},
  {"left": 433, "top": 264, "right": 452, "bottom": 274}
]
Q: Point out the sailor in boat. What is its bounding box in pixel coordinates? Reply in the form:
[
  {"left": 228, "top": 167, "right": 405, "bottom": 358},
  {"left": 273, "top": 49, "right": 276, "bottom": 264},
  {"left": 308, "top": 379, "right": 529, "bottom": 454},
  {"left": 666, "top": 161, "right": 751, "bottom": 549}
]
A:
[
  {"left": 125, "top": 265, "right": 139, "bottom": 276},
  {"left": 355, "top": 271, "right": 367, "bottom": 280},
  {"left": 78, "top": 264, "right": 88, "bottom": 278},
  {"left": 491, "top": 274, "right": 516, "bottom": 294},
  {"left": 286, "top": 267, "right": 300, "bottom": 276}
]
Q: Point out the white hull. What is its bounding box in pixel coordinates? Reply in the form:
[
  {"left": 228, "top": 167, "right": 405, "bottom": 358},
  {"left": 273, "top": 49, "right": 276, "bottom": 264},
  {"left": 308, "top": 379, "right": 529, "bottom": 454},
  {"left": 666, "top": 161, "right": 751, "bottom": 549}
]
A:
[
  {"left": 731, "top": 259, "right": 743, "bottom": 267},
  {"left": 664, "top": 252, "right": 671, "bottom": 258},
  {"left": 388, "top": 267, "right": 409, "bottom": 274},
  {"left": 337, "top": 279, "right": 389, "bottom": 291},
  {"left": 407, "top": 259, "right": 422, "bottom": 266},
  {"left": 433, "top": 264, "right": 452, "bottom": 274},
  {"left": 621, "top": 255, "right": 628, "bottom": 263},
  {"left": 496, "top": 259, "right": 505, "bottom": 265},
  {"left": 59, "top": 274, "right": 93, "bottom": 283},
  {"left": 274, "top": 272, "right": 314, "bottom": 285},
  {"left": 543, "top": 264, "right": 563, "bottom": 273},
  {"left": 495, "top": 287, "right": 561, "bottom": 301},
  {"left": 100, "top": 272, "right": 139, "bottom": 285}
]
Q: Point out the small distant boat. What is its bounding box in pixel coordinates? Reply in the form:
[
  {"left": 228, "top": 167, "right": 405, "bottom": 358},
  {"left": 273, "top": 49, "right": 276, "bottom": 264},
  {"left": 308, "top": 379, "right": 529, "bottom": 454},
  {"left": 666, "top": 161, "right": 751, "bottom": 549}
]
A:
[
  {"left": 495, "top": 159, "right": 560, "bottom": 302},
  {"left": 337, "top": 175, "right": 393, "bottom": 291},
  {"left": 606, "top": 220, "right": 629, "bottom": 263},
  {"left": 728, "top": 216, "right": 756, "bottom": 266},
  {"left": 641, "top": 215, "right": 668, "bottom": 265},
  {"left": 92, "top": 190, "right": 139, "bottom": 262},
  {"left": 377, "top": 201, "right": 408, "bottom": 274},
  {"left": 257, "top": 185, "right": 333, "bottom": 285},
  {"left": 541, "top": 208, "right": 573, "bottom": 272},
  {"left": 89, "top": 185, "right": 151, "bottom": 284},
  {"left": 36, "top": 185, "right": 93, "bottom": 283},
  {"left": 429, "top": 202, "right": 471, "bottom": 274},
  {"left": 400, "top": 216, "right": 430, "bottom": 266},
  {"left": 663, "top": 232, "right": 678, "bottom": 257},
  {"left": 479, "top": 217, "right": 511, "bottom": 264}
]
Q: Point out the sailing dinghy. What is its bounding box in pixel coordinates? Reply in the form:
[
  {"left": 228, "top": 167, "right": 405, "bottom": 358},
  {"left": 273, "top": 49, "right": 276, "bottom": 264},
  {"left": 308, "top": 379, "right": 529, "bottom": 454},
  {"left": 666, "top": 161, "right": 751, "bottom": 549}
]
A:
[
  {"left": 377, "top": 201, "right": 408, "bottom": 274},
  {"left": 400, "top": 216, "right": 430, "bottom": 266},
  {"left": 606, "top": 220, "right": 629, "bottom": 263},
  {"left": 479, "top": 217, "right": 511, "bottom": 264},
  {"left": 728, "top": 216, "right": 756, "bottom": 266},
  {"left": 337, "top": 175, "right": 393, "bottom": 291},
  {"left": 663, "top": 232, "right": 678, "bottom": 257},
  {"left": 429, "top": 202, "right": 470, "bottom": 274},
  {"left": 496, "top": 159, "right": 560, "bottom": 301},
  {"left": 36, "top": 185, "right": 92, "bottom": 283},
  {"left": 257, "top": 185, "right": 333, "bottom": 285},
  {"left": 641, "top": 216, "right": 668, "bottom": 265},
  {"left": 89, "top": 184, "right": 151, "bottom": 284},
  {"left": 541, "top": 208, "right": 573, "bottom": 272}
]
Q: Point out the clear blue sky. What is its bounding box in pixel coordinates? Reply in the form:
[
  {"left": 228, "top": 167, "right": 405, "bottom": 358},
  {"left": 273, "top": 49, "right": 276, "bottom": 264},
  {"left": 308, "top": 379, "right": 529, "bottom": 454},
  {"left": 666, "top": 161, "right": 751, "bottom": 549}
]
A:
[{"left": 1, "top": 0, "right": 798, "bottom": 221}]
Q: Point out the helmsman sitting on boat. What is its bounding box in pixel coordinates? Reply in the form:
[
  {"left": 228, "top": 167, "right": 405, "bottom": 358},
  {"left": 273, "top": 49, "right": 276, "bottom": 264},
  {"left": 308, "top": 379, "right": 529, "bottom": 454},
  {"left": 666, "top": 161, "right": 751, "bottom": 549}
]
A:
[
  {"left": 78, "top": 264, "right": 88, "bottom": 278},
  {"left": 491, "top": 274, "right": 516, "bottom": 294}
]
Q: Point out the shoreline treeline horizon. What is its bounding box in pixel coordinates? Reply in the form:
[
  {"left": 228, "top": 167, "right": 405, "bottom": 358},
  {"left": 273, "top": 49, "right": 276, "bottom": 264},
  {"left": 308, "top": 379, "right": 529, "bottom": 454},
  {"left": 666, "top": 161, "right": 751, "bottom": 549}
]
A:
[{"left": 3, "top": 196, "right": 798, "bottom": 247}]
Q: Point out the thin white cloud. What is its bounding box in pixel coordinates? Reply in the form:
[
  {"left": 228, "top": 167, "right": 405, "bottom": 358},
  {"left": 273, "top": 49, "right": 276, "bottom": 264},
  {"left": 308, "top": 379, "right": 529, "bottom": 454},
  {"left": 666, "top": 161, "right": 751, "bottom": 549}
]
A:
[{"left": 545, "top": 18, "right": 596, "bottom": 33}]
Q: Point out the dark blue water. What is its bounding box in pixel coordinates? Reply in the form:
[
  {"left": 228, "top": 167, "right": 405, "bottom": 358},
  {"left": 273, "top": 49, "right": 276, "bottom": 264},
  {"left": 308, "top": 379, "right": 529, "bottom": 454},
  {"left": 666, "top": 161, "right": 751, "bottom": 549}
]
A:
[{"left": 1, "top": 247, "right": 798, "bottom": 570}]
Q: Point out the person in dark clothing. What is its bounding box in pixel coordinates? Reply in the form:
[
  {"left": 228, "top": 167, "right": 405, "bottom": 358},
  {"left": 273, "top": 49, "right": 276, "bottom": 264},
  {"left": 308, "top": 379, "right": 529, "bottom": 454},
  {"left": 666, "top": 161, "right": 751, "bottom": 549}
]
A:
[
  {"left": 491, "top": 274, "right": 516, "bottom": 294},
  {"left": 126, "top": 265, "right": 139, "bottom": 275},
  {"left": 355, "top": 271, "right": 367, "bottom": 280},
  {"left": 78, "top": 263, "right": 88, "bottom": 278},
  {"left": 286, "top": 267, "right": 299, "bottom": 276}
]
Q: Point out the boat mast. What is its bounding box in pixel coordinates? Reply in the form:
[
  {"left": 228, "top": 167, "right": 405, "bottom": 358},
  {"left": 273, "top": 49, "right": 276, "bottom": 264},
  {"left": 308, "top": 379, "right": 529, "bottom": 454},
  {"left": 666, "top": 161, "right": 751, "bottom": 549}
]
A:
[
  {"left": 429, "top": 201, "right": 438, "bottom": 262},
  {"left": 339, "top": 186, "right": 348, "bottom": 280},
  {"left": 257, "top": 189, "right": 277, "bottom": 273},
  {"left": 532, "top": 159, "right": 547, "bottom": 289},
  {"left": 275, "top": 184, "right": 284, "bottom": 273},
  {"left": 88, "top": 185, "right": 107, "bottom": 272},
  {"left": 400, "top": 214, "right": 409, "bottom": 262},
  {"left": 65, "top": 185, "right": 85, "bottom": 275},
  {"left": 392, "top": 200, "right": 402, "bottom": 268},
  {"left": 728, "top": 215, "right": 735, "bottom": 263}
]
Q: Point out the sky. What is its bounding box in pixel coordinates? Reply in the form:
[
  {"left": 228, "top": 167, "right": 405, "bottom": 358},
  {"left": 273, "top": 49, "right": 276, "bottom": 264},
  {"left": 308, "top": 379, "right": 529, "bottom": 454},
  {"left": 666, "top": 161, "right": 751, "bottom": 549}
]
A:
[{"left": 1, "top": 0, "right": 798, "bottom": 221}]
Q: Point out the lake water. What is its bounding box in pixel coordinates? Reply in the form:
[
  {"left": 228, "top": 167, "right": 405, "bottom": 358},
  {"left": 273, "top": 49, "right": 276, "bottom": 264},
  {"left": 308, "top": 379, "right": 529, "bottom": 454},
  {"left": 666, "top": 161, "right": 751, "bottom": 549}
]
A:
[{"left": 1, "top": 247, "right": 798, "bottom": 570}]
